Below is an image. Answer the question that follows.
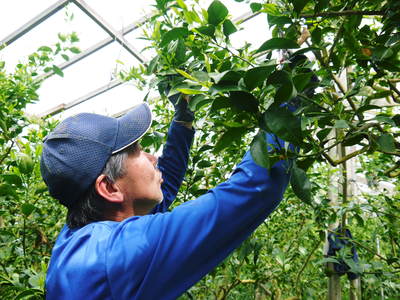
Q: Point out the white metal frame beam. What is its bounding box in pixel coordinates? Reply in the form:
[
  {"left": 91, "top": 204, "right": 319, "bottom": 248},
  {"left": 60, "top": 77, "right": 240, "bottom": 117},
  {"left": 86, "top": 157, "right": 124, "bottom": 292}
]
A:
[
  {"left": 38, "top": 14, "right": 151, "bottom": 80},
  {"left": 72, "top": 0, "right": 147, "bottom": 65},
  {"left": 38, "top": 78, "right": 122, "bottom": 117},
  {"left": 39, "top": 10, "right": 262, "bottom": 118},
  {"left": 0, "top": 0, "right": 261, "bottom": 118},
  {"left": 1, "top": 0, "right": 71, "bottom": 46}
]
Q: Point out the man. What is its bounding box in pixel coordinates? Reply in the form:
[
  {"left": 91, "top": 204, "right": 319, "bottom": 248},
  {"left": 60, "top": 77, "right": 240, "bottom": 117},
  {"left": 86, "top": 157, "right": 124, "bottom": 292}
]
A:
[{"left": 41, "top": 94, "right": 291, "bottom": 299}]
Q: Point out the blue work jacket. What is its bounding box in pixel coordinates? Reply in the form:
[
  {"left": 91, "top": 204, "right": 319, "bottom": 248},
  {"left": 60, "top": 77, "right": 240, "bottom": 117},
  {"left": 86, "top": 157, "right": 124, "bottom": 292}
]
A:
[{"left": 45, "top": 121, "right": 291, "bottom": 300}]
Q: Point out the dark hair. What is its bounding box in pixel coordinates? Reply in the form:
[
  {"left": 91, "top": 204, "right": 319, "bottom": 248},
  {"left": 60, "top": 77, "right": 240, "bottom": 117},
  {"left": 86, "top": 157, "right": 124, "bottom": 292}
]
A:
[{"left": 66, "top": 142, "right": 139, "bottom": 228}]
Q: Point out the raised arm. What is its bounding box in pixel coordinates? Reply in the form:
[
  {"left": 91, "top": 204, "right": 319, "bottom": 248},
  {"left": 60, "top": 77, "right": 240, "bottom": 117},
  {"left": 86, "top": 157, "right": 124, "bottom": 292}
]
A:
[
  {"left": 152, "top": 121, "right": 194, "bottom": 213},
  {"left": 106, "top": 133, "right": 292, "bottom": 299}
]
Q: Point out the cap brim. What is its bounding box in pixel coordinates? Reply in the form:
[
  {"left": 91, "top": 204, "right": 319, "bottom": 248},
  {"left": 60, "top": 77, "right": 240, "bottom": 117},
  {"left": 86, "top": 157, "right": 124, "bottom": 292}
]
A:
[{"left": 113, "top": 103, "right": 152, "bottom": 154}]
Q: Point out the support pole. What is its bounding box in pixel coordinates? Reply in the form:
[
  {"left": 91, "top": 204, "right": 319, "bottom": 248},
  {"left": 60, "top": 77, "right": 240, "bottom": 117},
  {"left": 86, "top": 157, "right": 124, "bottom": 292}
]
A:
[{"left": 325, "top": 130, "right": 342, "bottom": 300}]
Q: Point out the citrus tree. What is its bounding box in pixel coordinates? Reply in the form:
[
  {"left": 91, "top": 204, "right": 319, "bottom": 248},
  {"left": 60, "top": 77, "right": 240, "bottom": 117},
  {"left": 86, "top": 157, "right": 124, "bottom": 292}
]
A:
[
  {"left": 0, "top": 33, "right": 80, "bottom": 299},
  {"left": 131, "top": 0, "right": 399, "bottom": 298}
]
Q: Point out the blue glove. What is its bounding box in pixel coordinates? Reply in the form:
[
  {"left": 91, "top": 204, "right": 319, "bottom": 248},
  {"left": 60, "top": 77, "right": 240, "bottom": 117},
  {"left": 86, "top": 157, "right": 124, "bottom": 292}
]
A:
[
  {"left": 159, "top": 75, "right": 195, "bottom": 122},
  {"left": 168, "top": 93, "right": 195, "bottom": 122}
]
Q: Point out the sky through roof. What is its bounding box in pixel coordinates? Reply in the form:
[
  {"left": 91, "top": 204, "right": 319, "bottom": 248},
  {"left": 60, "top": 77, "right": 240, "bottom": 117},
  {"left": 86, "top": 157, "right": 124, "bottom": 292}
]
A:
[{"left": 0, "top": 0, "right": 269, "bottom": 120}]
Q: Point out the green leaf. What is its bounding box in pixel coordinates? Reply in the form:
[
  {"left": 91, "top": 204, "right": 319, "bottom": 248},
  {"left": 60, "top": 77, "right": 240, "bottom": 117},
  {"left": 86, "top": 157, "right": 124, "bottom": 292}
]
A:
[
  {"left": 244, "top": 65, "right": 275, "bottom": 90},
  {"left": 334, "top": 120, "right": 349, "bottom": 129},
  {"left": 175, "top": 38, "right": 186, "bottom": 63},
  {"left": 275, "top": 83, "right": 297, "bottom": 104},
  {"left": 256, "top": 38, "right": 299, "bottom": 53},
  {"left": 69, "top": 47, "right": 81, "bottom": 54},
  {"left": 229, "top": 91, "right": 259, "bottom": 113},
  {"left": 315, "top": 0, "right": 329, "bottom": 12},
  {"left": 292, "top": 0, "right": 309, "bottom": 14},
  {"left": 293, "top": 73, "right": 313, "bottom": 92},
  {"left": 375, "top": 115, "right": 396, "bottom": 126},
  {"left": 377, "top": 134, "right": 396, "bottom": 152},
  {"left": 250, "top": 3, "right": 262, "bottom": 13},
  {"left": 267, "top": 15, "right": 292, "bottom": 26},
  {"left": 38, "top": 46, "right": 52, "bottom": 52},
  {"left": 197, "top": 160, "right": 212, "bottom": 168},
  {"left": 365, "top": 90, "right": 392, "bottom": 101},
  {"left": 61, "top": 54, "right": 70, "bottom": 61},
  {"left": 211, "top": 96, "right": 231, "bottom": 111},
  {"left": 343, "top": 133, "right": 366, "bottom": 146},
  {"left": 207, "top": 0, "right": 228, "bottom": 26},
  {"left": 263, "top": 4, "right": 280, "bottom": 15},
  {"left": 393, "top": 115, "right": 400, "bottom": 126},
  {"left": 176, "top": 88, "right": 204, "bottom": 95},
  {"left": 188, "top": 95, "right": 212, "bottom": 111},
  {"left": 290, "top": 162, "right": 312, "bottom": 205},
  {"left": 291, "top": 47, "right": 321, "bottom": 56},
  {"left": 147, "top": 55, "right": 159, "bottom": 74},
  {"left": 223, "top": 20, "right": 237, "bottom": 37},
  {"left": 0, "top": 183, "right": 18, "bottom": 198},
  {"left": 70, "top": 32, "right": 79, "bottom": 43},
  {"left": 267, "top": 71, "right": 297, "bottom": 103},
  {"left": 264, "top": 106, "right": 302, "bottom": 145},
  {"left": 176, "top": 69, "right": 197, "bottom": 81},
  {"left": 267, "top": 70, "right": 291, "bottom": 85},
  {"left": 375, "top": 61, "right": 400, "bottom": 72},
  {"left": 316, "top": 128, "right": 331, "bottom": 142},
  {"left": 311, "top": 27, "right": 322, "bottom": 45},
  {"left": 1, "top": 174, "right": 22, "bottom": 187},
  {"left": 214, "top": 127, "right": 246, "bottom": 153},
  {"left": 192, "top": 71, "right": 210, "bottom": 82},
  {"left": 212, "top": 70, "right": 243, "bottom": 84},
  {"left": 21, "top": 203, "right": 36, "bottom": 217},
  {"left": 209, "top": 84, "right": 244, "bottom": 95},
  {"left": 196, "top": 25, "right": 216, "bottom": 37},
  {"left": 160, "top": 27, "right": 189, "bottom": 47},
  {"left": 35, "top": 182, "right": 48, "bottom": 194},
  {"left": 18, "top": 154, "right": 34, "bottom": 175},
  {"left": 250, "top": 131, "right": 270, "bottom": 169},
  {"left": 52, "top": 65, "right": 64, "bottom": 77}
]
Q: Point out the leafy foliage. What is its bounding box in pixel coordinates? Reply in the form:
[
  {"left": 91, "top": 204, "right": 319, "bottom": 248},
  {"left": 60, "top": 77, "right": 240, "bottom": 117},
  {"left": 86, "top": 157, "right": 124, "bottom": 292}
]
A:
[
  {"left": 136, "top": 0, "right": 400, "bottom": 297},
  {"left": 0, "top": 33, "right": 79, "bottom": 299}
]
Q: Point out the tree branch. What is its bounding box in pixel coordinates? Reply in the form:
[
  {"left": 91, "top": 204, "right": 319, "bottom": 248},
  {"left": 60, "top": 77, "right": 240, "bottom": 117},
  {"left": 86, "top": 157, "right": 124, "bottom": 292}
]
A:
[
  {"left": 295, "top": 238, "right": 321, "bottom": 289},
  {"left": 301, "top": 10, "right": 385, "bottom": 19},
  {"left": 0, "top": 140, "right": 15, "bottom": 165}
]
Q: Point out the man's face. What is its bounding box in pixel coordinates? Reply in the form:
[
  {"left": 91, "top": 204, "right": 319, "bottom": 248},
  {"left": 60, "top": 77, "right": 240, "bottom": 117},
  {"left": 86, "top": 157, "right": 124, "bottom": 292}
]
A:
[{"left": 115, "top": 147, "right": 163, "bottom": 213}]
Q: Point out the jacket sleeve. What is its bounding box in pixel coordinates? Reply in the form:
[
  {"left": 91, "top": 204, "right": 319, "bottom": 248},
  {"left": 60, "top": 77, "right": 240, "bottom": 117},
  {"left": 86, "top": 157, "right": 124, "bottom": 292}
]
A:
[
  {"left": 106, "top": 133, "right": 291, "bottom": 300},
  {"left": 151, "top": 121, "right": 194, "bottom": 213}
]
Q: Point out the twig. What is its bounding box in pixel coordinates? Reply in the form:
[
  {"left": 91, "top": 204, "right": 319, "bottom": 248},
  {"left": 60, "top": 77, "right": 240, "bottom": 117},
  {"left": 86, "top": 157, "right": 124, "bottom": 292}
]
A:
[
  {"left": 212, "top": 42, "right": 255, "bottom": 68},
  {"left": 379, "top": 150, "right": 400, "bottom": 157},
  {"left": 371, "top": 63, "right": 400, "bottom": 100},
  {"left": 384, "top": 161, "right": 400, "bottom": 177},
  {"left": 295, "top": 238, "right": 322, "bottom": 289},
  {"left": 0, "top": 140, "right": 15, "bottom": 165},
  {"left": 301, "top": 10, "right": 385, "bottom": 18},
  {"left": 387, "top": 80, "right": 400, "bottom": 100}
]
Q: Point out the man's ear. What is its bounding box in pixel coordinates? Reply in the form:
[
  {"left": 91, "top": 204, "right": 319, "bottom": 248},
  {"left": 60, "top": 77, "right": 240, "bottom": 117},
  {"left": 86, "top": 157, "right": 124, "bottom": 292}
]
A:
[{"left": 95, "top": 174, "right": 124, "bottom": 203}]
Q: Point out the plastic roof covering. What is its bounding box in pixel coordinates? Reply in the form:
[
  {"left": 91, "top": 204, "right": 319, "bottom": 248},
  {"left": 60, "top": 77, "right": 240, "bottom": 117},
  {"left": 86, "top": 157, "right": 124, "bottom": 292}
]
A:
[{"left": 0, "top": 0, "right": 269, "bottom": 121}]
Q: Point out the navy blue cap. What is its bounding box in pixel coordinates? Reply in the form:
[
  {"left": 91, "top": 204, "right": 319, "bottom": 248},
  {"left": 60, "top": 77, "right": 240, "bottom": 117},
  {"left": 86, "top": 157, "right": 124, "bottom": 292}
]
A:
[{"left": 40, "top": 103, "right": 152, "bottom": 207}]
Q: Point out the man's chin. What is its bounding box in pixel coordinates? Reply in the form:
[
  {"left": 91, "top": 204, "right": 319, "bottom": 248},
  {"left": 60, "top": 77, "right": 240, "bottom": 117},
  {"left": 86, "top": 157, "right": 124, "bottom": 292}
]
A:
[{"left": 133, "top": 197, "right": 163, "bottom": 214}]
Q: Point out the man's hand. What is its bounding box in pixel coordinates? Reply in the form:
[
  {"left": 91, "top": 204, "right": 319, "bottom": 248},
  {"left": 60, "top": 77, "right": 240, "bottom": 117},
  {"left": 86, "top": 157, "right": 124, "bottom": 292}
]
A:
[
  {"left": 158, "top": 75, "right": 195, "bottom": 125},
  {"left": 168, "top": 93, "right": 195, "bottom": 124}
]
